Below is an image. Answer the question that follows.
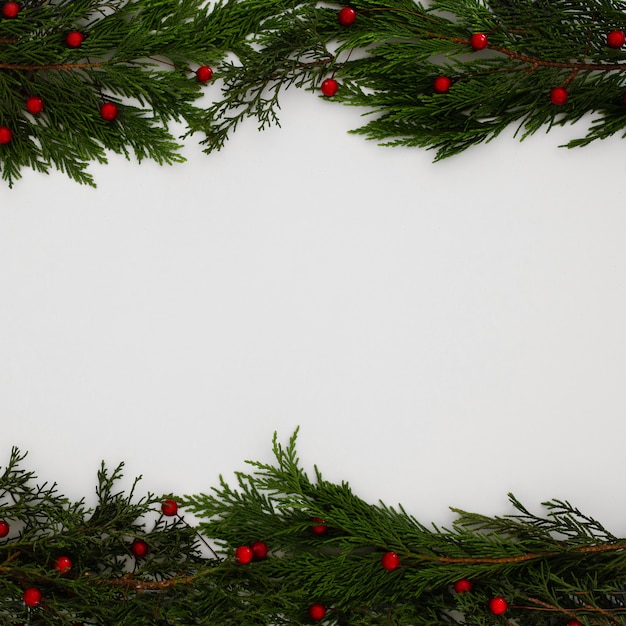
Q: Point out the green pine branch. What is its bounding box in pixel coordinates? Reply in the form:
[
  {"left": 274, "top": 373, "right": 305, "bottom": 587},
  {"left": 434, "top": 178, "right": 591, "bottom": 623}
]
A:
[
  {"left": 2, "top": 434, "right": 626, "bottom": 623},
  {"left": 3, "top": 0, "right": 626, "bottom": 185}
]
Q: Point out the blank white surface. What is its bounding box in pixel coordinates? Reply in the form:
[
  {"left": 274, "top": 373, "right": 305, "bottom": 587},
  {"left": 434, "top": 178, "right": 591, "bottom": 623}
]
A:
[{"left": 2, "top": 90, "right": 626, "bottom": 530}]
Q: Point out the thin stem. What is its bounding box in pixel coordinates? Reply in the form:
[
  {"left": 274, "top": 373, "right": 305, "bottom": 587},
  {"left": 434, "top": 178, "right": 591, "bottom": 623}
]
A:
[{"left": 411, "top": 540, "right": 626, "bottom": 565}]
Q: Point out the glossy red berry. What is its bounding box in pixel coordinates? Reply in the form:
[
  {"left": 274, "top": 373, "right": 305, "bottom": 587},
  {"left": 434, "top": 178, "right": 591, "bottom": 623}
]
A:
[
  {"left": 0, "top": 126, "right": 12, "bottom": 144},
  {"left": 195, "top": 65, "right": 213, "bottom": 83},
  {"left": 26, "top": 96, "right": 44, "bottom": 114},
  {"left": 65, "top": 31, "right": 85, "bottom": 48},
  {"left": 470, "top": 33, "right": 488, "bottom": 50},
  {"left": 607, "top": 30, "right": 626, "bottom": 49},
  {"left": 433, "top": 76, "right": 452, "bottom": 94},
  {"left": 235, "top": 545, "right": 254, "bottom": 564},
  {"left": 321, "top": 78, "right": 338, "bottom": 97},
  {"left": 2, "top": 2, "right": 19, "bottom": 18},
  {"left": 308, "top": 603, "right": 326, "bottom": 621},
  {"left": 453, "top": 578, "right": 472, "bottom": 593},
  {"left": 251, "top": 540, "right": 268, "bottom": 560},
  {"left": 550, "top": 86, "right": 568, "bottom": 105},
  {"left": 310, "top": 517, "right": 327, "bottom": 534},
  {"left": 489, "top": 597, "right": 508, "bottom": 615},
  {"left": 0, "top": 520, "right": 9, "bottom": 537},
  {"left": 100, "top": 102, "right": 119, "bottom": 121},
  {"left": 338, "top": 7, "right": 357, "bottom": 26},
  {"left": 381, "top": 551, "right": 400, "bottom": 570},
  {"left": 161, "top": 499, "right": 178, "bottom": 516},
  {"left": 23, "top": 587, "right": 42, "bottom": 607},
  {"left": 130, "top": 538, "right": 149, "bottom": 559},
  {"left": 567, "top": 620, "right": 583, "bottom": 626},
  {"left": 53, "top": 555, "right": 72, "bottom": 574}
]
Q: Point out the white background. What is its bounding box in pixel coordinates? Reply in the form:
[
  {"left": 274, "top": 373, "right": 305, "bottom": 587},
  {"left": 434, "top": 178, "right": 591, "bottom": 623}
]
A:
[{"left": 2, "top": 87, "right": 626, "bottom": 531}]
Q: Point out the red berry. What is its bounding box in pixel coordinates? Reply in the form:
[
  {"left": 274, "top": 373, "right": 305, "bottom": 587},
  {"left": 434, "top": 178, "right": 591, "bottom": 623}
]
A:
[
  {"left": 489, "top": 597, "right": 508, "bottom": 615},
  {"left": 53, "top": 555, "right": 72, "bottom": 574},
  {"left": 23, "top": 587, "right": 42, "bottom": 607},
  {"left": 0, "top": 520, "right": 9, "bottom": 537},
  {"left": 453, "top": 578, "right": 472, "bottom": 593},
  {"left": 0, "top": 126, "right": 12, "bottom": 145},
  {"left": 567, "top": 621, "right": 583, "bottom": 626},
  {"left": 235, "top": 545, "right": 253, "bottom": 564},
  {"left": 195, "top": 65, "right": 213, "bottom": 83},
  {"left": 65, "top": 31, "right": 85, "bottom": 48},
  {"left": 381, "top": 551, "right": 400, "bottom": 570},
  {"left": 310, "top": 517, "right": 327, "bottom": 534},
  {"left": 470, "top": 33, "right": 488, "bottom": 50},
  {"left": 130, "top": 538, "right": 149, "bottom": 559},
  {"left": 321, "top": 78, "right": 338, "bottom": 97},
  {"left": 2, "top": 2, "right": 19, "bottom": 18},
  {"left": 308, "top": 603, "right": 326, "bottom": 621},
  {"left": 251, "top": 540, "right": 268, "bottom": 560},
  {"left": 100, "top": 102, "right": 119, "bottom": 121},
  {"left": 26, "top": 96, "right": 44, "bottom": 115},
  {"left": 338, "top": 7, "right": 357, "bottom": 26},
  {"left": 433, "top": 76, "right": 452, "bottom": 94},
  {"left": 607, "top": 30, "right": 626, "bottom": 49},
  {"left": 550, "top": 87, "right": 568, "bottom": 105},
  {"left": 161, "top": 499, "right": 178, "bottom": 516}
]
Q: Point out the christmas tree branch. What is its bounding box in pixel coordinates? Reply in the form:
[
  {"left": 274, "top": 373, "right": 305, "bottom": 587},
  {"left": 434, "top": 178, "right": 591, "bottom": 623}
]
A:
[
  {"left": 4, "top": 0, "right": 626, "bottom": 185},
  {"left": 2, "top": 433, "right": 626, "bottom": 623}
]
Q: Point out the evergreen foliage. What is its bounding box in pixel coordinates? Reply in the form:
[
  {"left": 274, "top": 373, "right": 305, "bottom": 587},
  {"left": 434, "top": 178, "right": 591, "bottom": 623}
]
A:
[
  {"left": 204, "top": 0, "right": 626, "bottom": 160},
  {"left": 2, "top": 432, "right": 626, "bottom": 624},
  {"left": 2, "top": 0, "right": 626, "bottom": 185}
]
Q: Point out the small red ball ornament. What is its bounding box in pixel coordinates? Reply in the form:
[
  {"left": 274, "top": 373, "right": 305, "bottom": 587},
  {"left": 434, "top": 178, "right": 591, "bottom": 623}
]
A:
[
  {"left": 23, "top": 587, "right": 42, "bottom": 607},
  {"left": 310, "top": 517, "right": 328, "bottom": 534},
  {"left": 26, "top": 96, "right": 44, "bottom": 115},
  {"left": 235, "top": 545, "right": 254, "bottom": 564},
  {"left": 607, "top": 30, "right": 626, "bottom": 49},
  {"left": 100, "top": 102, "right": 119, "bottom": 121},
  {"left": 195, "top": 65, "right": 213, "bottom": 83},
  {"left": 308, "top": 603, "right": 326, "bottom": 621},
  {"left": 251, "top": 540, "right": 268, "bottom": 560},
  {"left": 53, "top": 555, "right": 72, "bottom": 574},
  {"left": 321, "top": 78, "right": 338, "bottom": 97},
  {"left": 0, "top": 520, "right": 9, "bottom": 537},
  {"left": 433, "top": 76, "right": 452, "bottom": 94},
  {"left": 161, "top": 499, "right": 178, "bottom": 516},
  {"left": 550, "top": 87, "right": 568, "bottom": 105},
  {"left": 470, "top": 33, "right": 488, "bottom": 50},
  {"left": 338, "top": 7, "right": 357, "bottom": 26},
  {"left": 489, "top": 597, "right": 508, "bottom": 615},
  {"left": 130, "top": 538, "right": 149, "bottom": 559},
  {"left": 0, "top": 126, "right": 12, "bottom": 145},
  {"left": 2, "top": 2, "right": 20, "bottom": 18},
  {"left": 65, "top": 31, "right": 85, "bottom": 48},
  {"left": 381, "top": 551, "right": 400, "bottom": 570},
  {"left": 567, "top": 620, "right": 583, "bottom": 626},
  {"left": 453, "top": 578, "right": 472, "bottom": 593}
]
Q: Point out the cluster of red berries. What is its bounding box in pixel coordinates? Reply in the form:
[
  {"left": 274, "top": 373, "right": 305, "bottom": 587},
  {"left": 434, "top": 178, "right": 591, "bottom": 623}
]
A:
[
  {"left": 453, "top": 578, "right": 509, "bottom": 616},
  {"left": 234, "top": 540, "right": 269, "bottom": 564},
  {"left": 129, "top": 499, "right": 182, "bottom": 559},
  {"left": 19, "top": 554, "right": 73, "bottom": 608}
]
